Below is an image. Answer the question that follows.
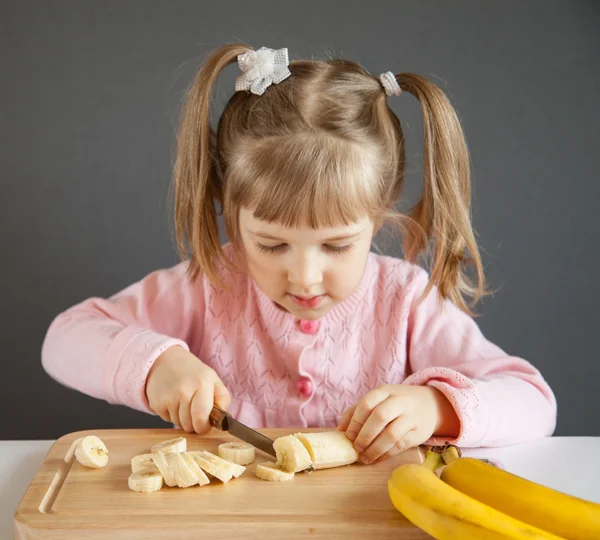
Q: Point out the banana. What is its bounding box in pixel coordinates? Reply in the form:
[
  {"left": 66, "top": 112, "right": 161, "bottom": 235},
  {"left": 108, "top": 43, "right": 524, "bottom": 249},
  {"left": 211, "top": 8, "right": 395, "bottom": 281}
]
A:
[
  {"left": 74, "top": 435, "right": 109, "bottom": 468},
  {"left": 151, "top": 452, "right": 178, "bottom": 487},
  {"left": 440, "top": 445, "right": 600, "bottom": 540},
  {"left": 273, "top": 435, "right": 313, "bottom": 473},
  {"left": 164, "top": 452, "right": 199, "bottom": 488},
  {"left": 128, "top": 468, "right": 164, "bottom": 493},
  {"left": 151, "top": 437, "right": 186, "bottom": 454},
  {"left": 187, "top": 450, "right": 234, "bottom": 483},
  {"left": 388, "top": 450, "right": 565, "bottom": 540},
  {"left": 181, "top": 452, "right": 210, "bottom": 486},
  {"left": 131, "top": 453, "right": 157, "bottom": 473},
  {"left": 255, "top": 462, "right": 295, "bottom": 482},
  {"left": 218, "top": 442, "right": 256, "bottom": 465},
  {"left": 200, "top": 450, "right": 246, "bottom": 478},
  {"left": 294, "top": 431, "right": 358, "bottom": 470}
]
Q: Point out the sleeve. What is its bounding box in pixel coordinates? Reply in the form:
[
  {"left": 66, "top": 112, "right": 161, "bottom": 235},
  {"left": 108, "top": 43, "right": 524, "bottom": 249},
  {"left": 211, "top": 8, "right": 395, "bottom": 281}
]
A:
[
  {"left": 402, "top": 269, "right": 557, "bottom": 448},
  {"left": 41, "top": 262, "right": 204, "bottom": 414}
]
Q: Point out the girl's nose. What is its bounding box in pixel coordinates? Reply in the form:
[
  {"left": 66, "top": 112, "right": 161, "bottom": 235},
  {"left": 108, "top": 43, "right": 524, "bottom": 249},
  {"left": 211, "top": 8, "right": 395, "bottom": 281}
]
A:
[{"left": 287, "top": 251, "right": 324, "bottom": 288}]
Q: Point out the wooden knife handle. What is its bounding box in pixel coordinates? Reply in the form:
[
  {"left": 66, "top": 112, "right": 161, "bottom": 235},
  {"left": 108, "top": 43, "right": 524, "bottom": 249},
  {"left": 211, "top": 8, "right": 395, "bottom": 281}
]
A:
[{"left": 209, "top": 406, "right": 230, "bottom": 431}]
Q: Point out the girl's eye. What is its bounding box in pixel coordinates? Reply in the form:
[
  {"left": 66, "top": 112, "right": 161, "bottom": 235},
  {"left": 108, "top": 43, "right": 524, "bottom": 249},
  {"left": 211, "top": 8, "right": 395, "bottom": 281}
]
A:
[
  {"left": 254, "top": 243, "right": 353, "bottom": 254},
  {"left": 324, "top": 244, "right": 353, "bottom": 254},
  {"left": 255, "top": 243, "right": 287, "bottom": 254}
]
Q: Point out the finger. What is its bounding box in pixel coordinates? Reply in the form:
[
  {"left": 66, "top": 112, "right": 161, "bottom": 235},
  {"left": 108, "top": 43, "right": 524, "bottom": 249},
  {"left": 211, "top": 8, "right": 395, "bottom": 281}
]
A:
[
  {"left": 354, "top": 395, "right": 404, "bottom": 453},
  {"left": 190, "top": 383, "right": 214, "bottom": 434},
  {"left": 374, "top": 429, "right": 421, "bottom": 463},
  {"left": 177, "top": 393, "right": 194, "bottom": 433},
  {"left": 167, "top": 403, "right": 180, "bottom": 428},
  {"left": 345, "top": 386, "right": 392, "bottom": 441},
  {"left": 213, "top": 380, "right": 231, "bottom": 411},
  {"left": 376, "top": 429, "right": 423, "bottom": 463},
  {"left": 336, "top": 406, "right": 356, "bottom": 432},
  {"left": 361, "top": 418, "right": 415, "bottom": 464}
]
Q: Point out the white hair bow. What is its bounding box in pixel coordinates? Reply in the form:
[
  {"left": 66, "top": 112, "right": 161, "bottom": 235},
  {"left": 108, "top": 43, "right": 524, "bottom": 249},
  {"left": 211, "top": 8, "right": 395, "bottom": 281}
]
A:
[{"left": 235, "top": 47, "right": 291, "bottom": 96}]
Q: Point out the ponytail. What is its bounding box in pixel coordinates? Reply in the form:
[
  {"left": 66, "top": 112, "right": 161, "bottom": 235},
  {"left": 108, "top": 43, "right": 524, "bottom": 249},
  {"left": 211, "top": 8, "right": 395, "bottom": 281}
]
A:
[
  {"left": 395, "top": 73, "right": 487, "bottom": 315},
  {"left": 172, "top": 43, "right": 251, "bottom": 287}
]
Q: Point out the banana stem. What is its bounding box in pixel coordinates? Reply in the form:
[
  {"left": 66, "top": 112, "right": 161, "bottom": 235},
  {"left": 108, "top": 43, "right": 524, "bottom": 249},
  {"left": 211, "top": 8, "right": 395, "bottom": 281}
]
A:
[
  {"left": 423, "top": 450, "right": 444, "bottom": 472},
  {"left": 441, "top": 445, "right": 461, "bottom": 465}
]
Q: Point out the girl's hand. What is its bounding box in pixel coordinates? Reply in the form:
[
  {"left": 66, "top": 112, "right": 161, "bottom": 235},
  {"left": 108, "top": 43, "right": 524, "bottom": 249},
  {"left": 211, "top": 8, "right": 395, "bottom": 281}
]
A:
[
  {"left": 336, "top": 384, "right": 459, "bottom": 464},
  {"left": 145, "top": 346, "right": 231, "bottom": 434}
]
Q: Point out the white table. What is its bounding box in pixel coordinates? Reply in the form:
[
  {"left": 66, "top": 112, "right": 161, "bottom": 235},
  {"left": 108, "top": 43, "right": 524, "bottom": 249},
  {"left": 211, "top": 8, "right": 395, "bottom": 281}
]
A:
[{"left": 2, "top": 437, "right": 599, "bottom": 538}]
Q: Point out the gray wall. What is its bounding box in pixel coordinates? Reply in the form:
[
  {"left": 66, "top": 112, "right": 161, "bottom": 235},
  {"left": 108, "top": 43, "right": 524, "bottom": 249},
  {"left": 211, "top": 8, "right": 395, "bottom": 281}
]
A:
[{"left": 1, "top": 0, "right": 598, "bottom": 440}]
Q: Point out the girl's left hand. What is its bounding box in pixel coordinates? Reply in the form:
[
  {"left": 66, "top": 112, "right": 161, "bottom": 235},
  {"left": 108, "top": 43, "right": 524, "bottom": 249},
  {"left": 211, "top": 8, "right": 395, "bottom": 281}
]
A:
[{"left": 336, "top": 384, "right": 458, "bottom": 464}]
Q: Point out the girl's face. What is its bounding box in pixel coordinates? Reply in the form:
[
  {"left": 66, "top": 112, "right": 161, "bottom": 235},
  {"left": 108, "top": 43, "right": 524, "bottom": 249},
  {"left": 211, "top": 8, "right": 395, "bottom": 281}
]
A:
[{"left": 239, "top": 207, "right": 375, "bottom": 320}]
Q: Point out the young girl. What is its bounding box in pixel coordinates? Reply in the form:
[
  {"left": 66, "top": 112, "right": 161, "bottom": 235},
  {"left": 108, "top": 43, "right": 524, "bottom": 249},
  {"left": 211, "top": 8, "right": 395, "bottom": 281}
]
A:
[{"left": 42, "top": 44, "right": 556, "bottom": 465}]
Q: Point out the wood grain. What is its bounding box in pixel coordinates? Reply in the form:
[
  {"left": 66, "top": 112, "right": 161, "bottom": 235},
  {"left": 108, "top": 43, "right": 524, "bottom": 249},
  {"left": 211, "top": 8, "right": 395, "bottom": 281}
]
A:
[{"left": 14, "top": 428, "right": 431, "bottom": 539}]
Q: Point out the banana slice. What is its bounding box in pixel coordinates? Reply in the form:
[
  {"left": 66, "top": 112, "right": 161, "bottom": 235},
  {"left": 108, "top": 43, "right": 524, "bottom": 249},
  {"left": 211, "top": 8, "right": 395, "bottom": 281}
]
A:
[
  {"left": 131, "top": 453, "right": 157, "bottom": 473},
  {"left": 198, "top": 450, "right": 246, "bottom": 478},
  {"left": 164, "top": 452, "right": 199, "bottom": 488},
  {"left": 273, "top": 435, "right": 313, "bottom": 473},
  {"left": 151, "top": 452, "right": 178, "bottom": 487},
  {"left": 187, "top": 451, "right": 233, "bottom": 483},
  {"left": 128, "top": 468, "right": 164, "bottom": 492},
  {"left": 151, "top": 437, "right": 186, "bottom": 454},
  {"left": 255, "top": 462, "right": 295, "bottom": 482},
  {"left": 181, "top": 452, "right": 210, "bottom": 486},
  {"left": 75, "top": 435, "right": 109, "bottom": 468},
  {"left": 294, "top": 431, "right": 358, "bottom": 470},
  {"left": 218, "top": 442, "right": 256, "bottom": 465}
]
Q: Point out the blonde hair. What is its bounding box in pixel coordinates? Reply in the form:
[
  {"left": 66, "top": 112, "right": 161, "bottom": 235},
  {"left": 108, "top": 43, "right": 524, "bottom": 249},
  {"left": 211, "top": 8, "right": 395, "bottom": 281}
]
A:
[{"left": 172, "top": 43, "right": 487, "bottom": 315}]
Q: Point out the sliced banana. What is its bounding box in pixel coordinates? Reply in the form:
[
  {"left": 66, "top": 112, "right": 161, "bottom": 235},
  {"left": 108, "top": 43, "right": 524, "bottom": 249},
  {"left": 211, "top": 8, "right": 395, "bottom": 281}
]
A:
[
  {"left": 294, "top": 431, "right": 358, "bottom": 470},
  {"left": 131, "top": 453, "right": 157, "bottom": 473},
  {"left": 181, "top": 452, "right": 210, "bottom": 486},
  {"left": 198, "top": 450, "right": 246, "bottom": 478},
  {"left": 75, "top": 435, "right": 109, "bottom": 468},
  {"left": 151, "top": 437, "right": 186, "bottom": 454},
  {"left": 274, "top": 435, "right": 313, "bottom": 473},
  {"left": 255, "top": 462, "right": 295, "bottom": 482},
  {"left": 187, "top": 450, "right": 233, "bottom": 483},
  {"left": 164, "top": 452, "right": 198, "bottom": 488},
  {"left": 151, "top": 452, "right": 177, "bottom": 487},
  {"left": 128, "top": 468, "right": 164, "bottom": 492},
  {"left": 218, "top": 442, "right": 256, "bottom": 465}
]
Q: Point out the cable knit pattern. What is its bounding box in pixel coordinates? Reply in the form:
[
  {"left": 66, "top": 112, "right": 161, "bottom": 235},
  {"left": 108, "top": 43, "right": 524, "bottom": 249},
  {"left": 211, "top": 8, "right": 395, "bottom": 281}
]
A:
[{"left": 41, "top": 243, "right": 557, "bottom": 448}]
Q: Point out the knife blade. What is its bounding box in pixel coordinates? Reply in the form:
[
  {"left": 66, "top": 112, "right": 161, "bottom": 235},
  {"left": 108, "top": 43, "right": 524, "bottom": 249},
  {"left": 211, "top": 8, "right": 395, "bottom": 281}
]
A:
[{"left": 209, "top": 406, "right": 277, "bottom": 458}]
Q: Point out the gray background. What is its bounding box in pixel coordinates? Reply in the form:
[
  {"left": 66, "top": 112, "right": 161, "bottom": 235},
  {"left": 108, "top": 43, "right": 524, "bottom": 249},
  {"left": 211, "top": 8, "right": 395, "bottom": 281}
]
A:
[{"left": 1, "top": 0, "right": 598, "bottom": 440}]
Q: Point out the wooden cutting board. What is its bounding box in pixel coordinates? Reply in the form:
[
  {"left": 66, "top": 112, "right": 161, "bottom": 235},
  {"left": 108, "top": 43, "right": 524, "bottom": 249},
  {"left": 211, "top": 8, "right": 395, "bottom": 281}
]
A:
[{"left": 14, "top": 428, "right": 430, "bottom": 539}]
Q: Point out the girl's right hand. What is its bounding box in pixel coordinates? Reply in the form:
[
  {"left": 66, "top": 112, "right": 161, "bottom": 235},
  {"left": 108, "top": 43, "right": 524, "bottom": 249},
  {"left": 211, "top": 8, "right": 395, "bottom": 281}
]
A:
[{"left": 145, "top": 345, "right": 231, "bottom": 434}]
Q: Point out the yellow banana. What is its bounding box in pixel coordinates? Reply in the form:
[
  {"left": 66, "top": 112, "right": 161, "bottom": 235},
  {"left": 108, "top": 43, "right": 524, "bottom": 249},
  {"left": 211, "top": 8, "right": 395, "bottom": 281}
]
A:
[
  {"left": 388, "top": 450, "right": 566, "bottom": 540},
  {"left": 440, "top": 444, "right": 600, "bottom": 540}
]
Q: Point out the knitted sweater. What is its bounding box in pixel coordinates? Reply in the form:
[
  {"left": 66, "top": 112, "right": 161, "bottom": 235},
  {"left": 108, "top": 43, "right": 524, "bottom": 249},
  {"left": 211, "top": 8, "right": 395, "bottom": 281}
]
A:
[{"left": 42, "top": 244, "right": 556, "bottom": 447}]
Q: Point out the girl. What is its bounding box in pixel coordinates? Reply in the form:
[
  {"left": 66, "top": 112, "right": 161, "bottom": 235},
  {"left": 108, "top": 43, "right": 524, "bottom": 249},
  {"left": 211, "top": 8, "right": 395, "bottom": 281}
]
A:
[{"left": 42, "top": 44, "right": 556, "bottom": 465}]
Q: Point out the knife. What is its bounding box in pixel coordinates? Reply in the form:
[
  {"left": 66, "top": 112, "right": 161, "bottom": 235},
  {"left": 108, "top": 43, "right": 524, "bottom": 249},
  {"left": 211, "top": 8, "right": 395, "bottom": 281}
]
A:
[{"left": 209, "top": 406, "right": 277, "bottom": 458}]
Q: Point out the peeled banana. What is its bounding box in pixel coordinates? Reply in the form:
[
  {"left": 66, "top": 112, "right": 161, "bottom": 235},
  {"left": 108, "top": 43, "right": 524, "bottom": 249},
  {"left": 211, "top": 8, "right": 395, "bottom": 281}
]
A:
[
  {"left": 294, "top": 431, "right": 358, "bottom": 469},
  {"left": 274, "top": 435, "right": 313, "bottom": 472},
  {"left": 151, "top": 452, "right": 178, "bottom": 487},
  {"left": 128, "top": 468, "right": 164, "bottom": 493},
  {"left": 196, "top": 450, "right": 245, "bottom": 478},
  {"left": 131, "top": 453, "right": 156, "bottom": 473},
  {"left": 151, "top": 437, "right": 186, "bottom": 454},
  {"left": 164, "top": 452, "right": 202, "bottom": 488},
  {"left": 255, "top": 462, "right": 295, "bottom": 482},
  {"left": 187, "top": 451, "right": 234, "bottom": 483},
  {"left": 75, "top": 435, "right": 109, "bottom": 468},
  {"left": 440, "top": 445, "right": 600, "bottom": 540},
  {"left": 388, "top": 450, "right": 565, "bottom": 540},
  {"left": 181, "top": 452, "right": 210, "bottom": 486},
  {"left": 218, "top": 442, "right": 255, "bottom": 465}
]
